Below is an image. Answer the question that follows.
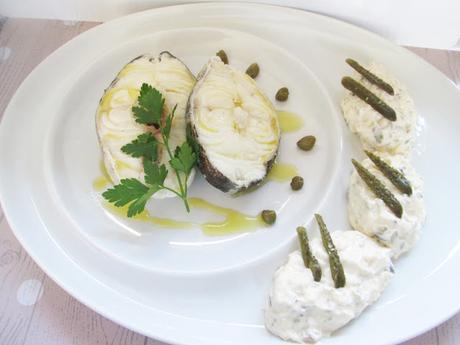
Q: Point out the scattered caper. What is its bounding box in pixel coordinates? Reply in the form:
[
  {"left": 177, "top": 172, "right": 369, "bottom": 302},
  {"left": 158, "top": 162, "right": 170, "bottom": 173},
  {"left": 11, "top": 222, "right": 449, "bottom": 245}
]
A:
[
  {"left": 246, "top": 63, "right": 260, "bottom": 78},
  {"left": 216, "top": 50, "right": 228, "bottom": 64},
  {"left": 290, "top": 176, "right": 304, "bottom": 191},
  {"left": 261, "top": 210, "right": 277, "bottom": 225},
  {"left": 275, "top": 87, "right": 289, "bottom": 101},
  {"left": 297, "top": 135, "right": 316, "bottom": 151}
]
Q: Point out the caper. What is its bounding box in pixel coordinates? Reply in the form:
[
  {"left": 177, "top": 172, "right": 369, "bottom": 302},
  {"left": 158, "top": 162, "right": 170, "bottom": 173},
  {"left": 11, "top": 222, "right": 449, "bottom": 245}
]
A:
[
  {"left": 290, "top": 176, "right": 304, "bottom": 191},
  {"left": 246, "top": 63, "right": 260, "bottom": 78},
  {"left": 275, "top": 87, "right": 289, "bottom": 101},
  {"left": 297, "top": 135, "right": 316, "bottom": 151},
  {"left": 216, "top": 50, "right": 228, "bottom": 64},
  {"left": 261, "top": 210, "right": 276, "bottom": 225}
]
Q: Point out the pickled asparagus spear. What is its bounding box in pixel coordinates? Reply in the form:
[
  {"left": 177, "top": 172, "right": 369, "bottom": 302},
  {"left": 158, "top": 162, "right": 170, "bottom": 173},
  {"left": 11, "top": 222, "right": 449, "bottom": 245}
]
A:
[
  {"left": 352, "top": 159, "right": 403, "bottom": 218},
  {"left": 365, "top": 150, "right": 412, "bottom": 196},
  {"left": 341, "top": 76, "right": 396, "bottom": 121},
  {"left": 314, "top": 214, "right": 346, "bottom": 288},
  {"left": 296, "top": 226, "right": 322, "bottom": 282},
  {"left": 346, "top": 58, "right": 394, "bottom": 95}
]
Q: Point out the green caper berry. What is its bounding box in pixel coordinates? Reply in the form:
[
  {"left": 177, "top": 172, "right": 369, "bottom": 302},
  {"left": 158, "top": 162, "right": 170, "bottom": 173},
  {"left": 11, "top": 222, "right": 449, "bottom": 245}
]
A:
[
  {"left": 290, "top": 176, "right": 304, "bottom": 191},
  {"left": 275, "top": 87, "right": 289, "bottom": 101},
  {"left": 246, "top": 63, "right": 260, "bottom": 78},
  {"left": 297, "top": 135, "right": 316, "bottom": 151},
  {"left": 261, "top": 210, "right": 276, "bottom": 225},
  {"left": 216, "top": 50, "right": 228, "bottom": 64}
]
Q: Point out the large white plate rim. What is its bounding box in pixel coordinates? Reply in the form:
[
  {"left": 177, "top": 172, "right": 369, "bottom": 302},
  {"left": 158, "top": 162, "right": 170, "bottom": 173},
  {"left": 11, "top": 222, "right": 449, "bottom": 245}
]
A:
[{"left": 1, "top": 3, "right": 460, "bottom": 345}]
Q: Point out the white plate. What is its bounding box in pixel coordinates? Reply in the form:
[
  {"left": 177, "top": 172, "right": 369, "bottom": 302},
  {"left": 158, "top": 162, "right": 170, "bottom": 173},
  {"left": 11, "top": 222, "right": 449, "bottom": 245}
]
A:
[{"left": 1, "top": 3, "right": 460, "bottom": 345}]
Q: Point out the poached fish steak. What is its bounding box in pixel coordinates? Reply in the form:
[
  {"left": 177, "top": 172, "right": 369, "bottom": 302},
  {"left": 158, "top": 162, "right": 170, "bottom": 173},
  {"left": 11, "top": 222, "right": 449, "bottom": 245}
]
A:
[{"left": 96, "top": 52, "right": 196, "bottom": 199}]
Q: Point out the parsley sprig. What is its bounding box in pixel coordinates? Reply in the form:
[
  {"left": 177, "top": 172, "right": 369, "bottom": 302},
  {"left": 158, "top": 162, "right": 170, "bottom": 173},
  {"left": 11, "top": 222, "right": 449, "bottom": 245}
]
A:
[{"left": 102, "top": 83, "right": 197, "bottom": 216}]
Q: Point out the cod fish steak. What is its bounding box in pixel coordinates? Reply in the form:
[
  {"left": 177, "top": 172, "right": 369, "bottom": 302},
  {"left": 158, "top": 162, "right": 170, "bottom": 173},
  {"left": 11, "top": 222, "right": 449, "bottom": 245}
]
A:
[
  {"left": 187, "top": 57, "right": 280, "bottom": 193},
  {"left": 96, "top": 52, "right": 196, "bottom": 198}
]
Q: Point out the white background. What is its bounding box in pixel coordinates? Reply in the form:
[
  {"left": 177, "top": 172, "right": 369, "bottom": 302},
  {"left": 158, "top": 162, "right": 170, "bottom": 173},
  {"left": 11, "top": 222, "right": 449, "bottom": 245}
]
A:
[{"left": 1, "top": 0, "right": 460, "bottom": 50}]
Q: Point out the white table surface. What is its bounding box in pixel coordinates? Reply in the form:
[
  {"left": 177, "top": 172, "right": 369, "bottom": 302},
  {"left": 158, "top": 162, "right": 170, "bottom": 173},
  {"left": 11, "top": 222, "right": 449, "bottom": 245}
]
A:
[{"left": 0, "top": 17, "right": 459, "bottom": 345}]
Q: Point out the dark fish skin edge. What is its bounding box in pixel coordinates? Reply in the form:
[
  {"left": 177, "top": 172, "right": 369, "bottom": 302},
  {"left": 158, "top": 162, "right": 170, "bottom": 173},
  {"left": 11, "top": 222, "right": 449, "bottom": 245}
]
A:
[
  {"left": 365, "top": 150, "right": 413, "bottom": 196},
  {"left": 158, "top": 51, "right": 196, "bottom": 79},
  {"left": 185, "top": 116, "right": 278, "bottom": 193},
  {"left": 185, "top": 62, "right": 278, "bottom": 194},
  {"left": 352, "top": 159, "right": 403, "bottom": 218},
  {"left": 346, "top": 58, "right": 395, "bottom": 95},
  {"left": 341, "top": 76, "right": 397, "bottom": 121}
]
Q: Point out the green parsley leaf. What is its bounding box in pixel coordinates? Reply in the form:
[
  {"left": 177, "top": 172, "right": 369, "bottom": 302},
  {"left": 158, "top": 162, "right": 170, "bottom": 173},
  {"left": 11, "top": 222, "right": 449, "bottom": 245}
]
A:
[
  {"left": 169, "top": 142, "right": 197, "bottom": 175},
  {"left": 132, "top": 83, "right": 164, "bottom": 126},
  {"left": 102, "top": 178, "right": 148, "bottom": 206},
  {"left": 127, "top": 187, "right": 158, "bottom": 217},
  {"left": 143, "top": 159, "right": 168, "bottom": 186},
  {"left": 121, "top": 132, "right": 158, "bottom": 161},
  {"left": 103, "top": 84, "right": 198, "bottom": 216},
  {"left": 102, "top": 178, "right": 153, "bottom": 217},
  {"left": 127, "top": 186, "right": 159, "bottom": 217}
]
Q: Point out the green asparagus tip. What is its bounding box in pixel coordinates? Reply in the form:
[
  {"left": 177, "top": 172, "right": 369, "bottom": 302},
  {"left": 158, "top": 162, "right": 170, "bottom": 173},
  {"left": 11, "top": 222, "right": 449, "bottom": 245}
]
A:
[
  {"left": 341, "top": 76, "right": 397, "bottom": 121},
  {"left": 364, "top": 150, "right": 413, "bottom": 196},
  {"left": 345, "top": 58, "right": 395, "bottom": 95},
  {"left": 352, "top": 158, "right": 403, "bottom": 218},
  {"left": 315, "top": 214, "right": 346, "bottom": 288},
  {"left": 296, "top": 226, "right": 322, "bottom": 282}
]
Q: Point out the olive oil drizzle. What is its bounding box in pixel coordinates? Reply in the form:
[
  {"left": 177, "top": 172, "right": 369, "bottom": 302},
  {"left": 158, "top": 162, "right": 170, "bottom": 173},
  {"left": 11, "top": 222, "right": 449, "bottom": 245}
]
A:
[
  {"left": 114, "top": 159, "right": 135, "bottom": 171},
  {"left": 277, "top": 110, "right": 304, "bottom": 133},
  {"left": 92, "top": 161, "right": 112, "bottom": 191},
  {"left": 93, "top": 176, "right": 110, "bottom": 191},
  {"left": 188, "top": 198, "right": 264, "bottom": 235},
  {"left": 103, "top": 201, "right": 194, "bottom": 229},
  {"left": 99, "top": 87, "right": 139, "bottom": 113},
  {"left": 94, "top": 163, "right": 265, "bottom": 233},
  {"left": 101, "top": 197, "right": 263, "bottom": 234},
  {"left": 267, "top": 162, "right": 298, "bottom": 182}
]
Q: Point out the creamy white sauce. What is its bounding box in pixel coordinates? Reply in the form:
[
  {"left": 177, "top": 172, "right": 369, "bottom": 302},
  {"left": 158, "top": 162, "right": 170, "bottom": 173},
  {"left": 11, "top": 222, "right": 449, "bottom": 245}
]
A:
[
  {"left": 265, "top": 231, "right": 393, "bottom": 343},
  {"left": 341, "top": 61, "right": 417, "bottom": 155},
  {"left": 189, "top": 57, "right": 280, "bottom": 191},
  {"left": 96, "top": 53, "right": 196, "bottom": 198},
  {"left": 348, "top": 155, "right": 425, "bottom": 259}
]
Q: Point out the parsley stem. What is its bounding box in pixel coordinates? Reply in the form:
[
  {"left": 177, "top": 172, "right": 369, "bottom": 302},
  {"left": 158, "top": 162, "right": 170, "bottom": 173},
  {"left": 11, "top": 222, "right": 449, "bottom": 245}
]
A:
[
  {"left": 144, "top": 187, "right": 158, "bottom": 202},
  {"left": 182, "top": 197, "right": 191, "bottom": 212},
  {"left": 161, "top": 132, "right": 189, "bottom": 212},
  {"left": 182, "top": 175, "right": 191, "bottom": 212},
  {"left": 184, "top": 172, "right": 190, "bottom": 194},
  {"left": 159, "top": 185, "right": 183, "bottom": 198}
]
